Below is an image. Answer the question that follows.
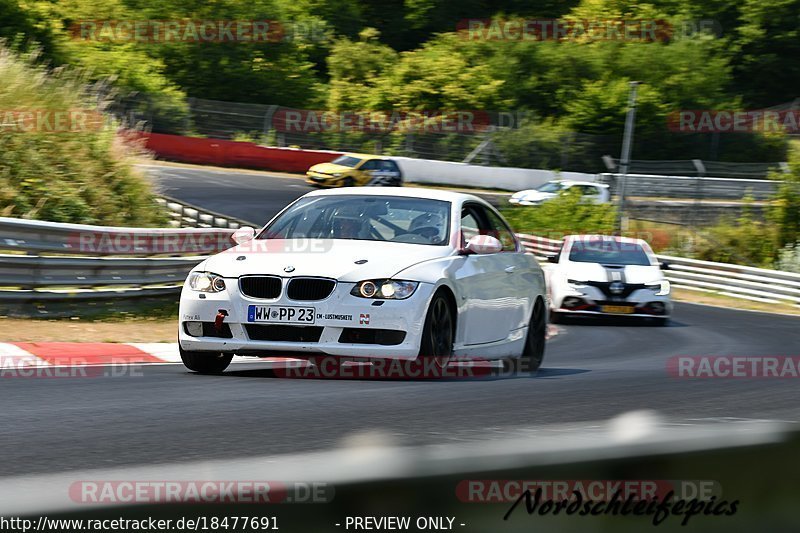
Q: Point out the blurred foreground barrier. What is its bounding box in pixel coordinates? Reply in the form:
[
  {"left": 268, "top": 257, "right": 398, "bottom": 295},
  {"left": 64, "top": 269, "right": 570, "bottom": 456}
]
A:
[
  {"left": 518, "top": 233, "right": 800, "bottom": 308},
  {"left": 2, "top": 417, "right": 798, "bottom": 531}
]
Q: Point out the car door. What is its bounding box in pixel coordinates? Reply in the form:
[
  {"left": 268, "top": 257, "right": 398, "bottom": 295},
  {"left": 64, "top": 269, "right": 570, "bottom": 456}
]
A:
[
  {"left": 478, "top": 205, "right": 531, "bottom": 332},
  {"left": 355, "top": 159, "right": 379, "bottom": 185},
  {"left": 453, "top": 203, "right": 523, "bottom": 345},
  {"left": 577, "top": 184, "right": 602, "bottom": 203}
]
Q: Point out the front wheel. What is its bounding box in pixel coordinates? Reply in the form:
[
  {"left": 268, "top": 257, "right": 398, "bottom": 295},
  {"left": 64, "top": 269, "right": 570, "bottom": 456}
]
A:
[
  {"left": 180, "top": 346, "right": 233, "bottom": 374},
  {"left": 418, "top": 291, "right": 455, "bottom": 370},
  {"left": 504, "top": 299, "right": 546, "bottom": 375}
]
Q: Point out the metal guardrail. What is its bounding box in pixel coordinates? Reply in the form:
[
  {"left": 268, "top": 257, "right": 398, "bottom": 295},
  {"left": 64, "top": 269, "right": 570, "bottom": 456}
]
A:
[
  {"left": 517, "top": 233, "right": 800, "bottom": 307},
  {"left": 0, "top": 213, "right": 238, "bottom": 315},
  {"left": 598, "top": 172, "right": 781, "bottom": 200},
  {"left": 2, "top": 213, "right": 798, "bottom": 313}
]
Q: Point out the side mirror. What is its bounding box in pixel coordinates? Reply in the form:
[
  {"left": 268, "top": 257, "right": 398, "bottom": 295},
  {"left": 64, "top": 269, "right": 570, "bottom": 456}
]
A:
[
  {"left": 463, "top": 235, "right": 503, "bottom": 255},
  {"left": 232, "top": 226, "right": 256, "bottom": 245},
  {"left": 659, "top": 261, "right": 670, "bottom": 270},
  {"left": 547, "top": 254, "right": 560, "bottom": 264}
]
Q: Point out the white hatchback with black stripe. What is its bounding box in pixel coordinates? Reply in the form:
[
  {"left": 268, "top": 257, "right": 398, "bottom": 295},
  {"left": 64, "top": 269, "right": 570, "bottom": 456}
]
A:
[{"left": 546, "top": 235, "right": 672, "bottom": 325}]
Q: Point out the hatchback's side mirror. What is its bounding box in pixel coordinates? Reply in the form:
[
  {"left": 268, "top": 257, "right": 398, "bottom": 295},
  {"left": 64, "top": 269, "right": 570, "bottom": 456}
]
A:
[
  {"left": 232, "top": 226, "right": 256, "bottom": 245},
  {"left": 659, "top": 261, "right": 670, "bottom": 270},
  {"left": 547, "top": 254, "right": 560, "bottom": 264}
]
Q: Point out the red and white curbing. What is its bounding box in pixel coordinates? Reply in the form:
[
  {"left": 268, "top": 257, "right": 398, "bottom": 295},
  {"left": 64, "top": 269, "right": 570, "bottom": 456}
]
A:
[{"left": 0, "top": 326, "right": 559, "bottom": 369}]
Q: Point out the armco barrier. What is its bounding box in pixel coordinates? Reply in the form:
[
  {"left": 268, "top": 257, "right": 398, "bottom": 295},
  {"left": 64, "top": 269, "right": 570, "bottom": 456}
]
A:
[
  {"left": 142, "top": 132, "right": 597, "bottom": 190},
  {"left": 0, "top": 216, "right": 236, "bottom": 315},
  {"left": 517, "top": 233, "right": 800, "bottom": 307},
  {"left": 3, "top": 215, "right": 798, "bottom": 313},
  {"left": 144, "top": 132, "right": 344, "bottom": 173}
]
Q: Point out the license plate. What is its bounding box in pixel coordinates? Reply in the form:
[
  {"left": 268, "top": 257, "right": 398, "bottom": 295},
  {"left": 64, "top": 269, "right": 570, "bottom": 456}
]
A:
[
  {"left": 247, "top": 305, "right": 315, "bottom": 324},
  {"left": 601, "top": 305, "right": 635, "bottom": 314}
]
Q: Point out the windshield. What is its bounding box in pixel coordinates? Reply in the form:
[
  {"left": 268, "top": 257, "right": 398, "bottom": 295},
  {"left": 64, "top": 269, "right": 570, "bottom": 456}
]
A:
[
  {"left": 330, "top": 155, "right": 362, "bottom": 168},
  {"left": 568, "top": 239, "right": 652, "bottom": 266},
  {"left": 260, "top": 195, "right": 451, "bottom": 245},
  {"left": 536, "top": 181, "right": 564, "bottom": 193}
]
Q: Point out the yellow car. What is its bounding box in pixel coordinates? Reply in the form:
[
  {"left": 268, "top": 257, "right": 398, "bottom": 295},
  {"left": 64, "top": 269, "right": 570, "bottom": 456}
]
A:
[{"left": 306, "top": 154, "right": 403, "bottom": 188}]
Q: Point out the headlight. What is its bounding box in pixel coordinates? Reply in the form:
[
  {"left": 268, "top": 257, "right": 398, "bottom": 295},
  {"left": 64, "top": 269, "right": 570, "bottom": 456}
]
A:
[
  {"left": 646, "top": 280, "right": 670, "bottom": 296},
  {"left": 187, "top": 271, "right": 226, "bottom": 293},
  {"left": 351, "top": 279, "right": 419, "bottom": 300},
  {"left": 332, "top": 173, "right": 342, "bottom": 177},
  {"left": 567, "top": 279, "right": 587, "bottom": 289}
]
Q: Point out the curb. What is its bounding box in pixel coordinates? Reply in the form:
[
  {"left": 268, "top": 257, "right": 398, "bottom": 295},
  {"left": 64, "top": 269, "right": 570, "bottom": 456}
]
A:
[{"left": 2, "top": 329, "right": 560, "bottom": 370}]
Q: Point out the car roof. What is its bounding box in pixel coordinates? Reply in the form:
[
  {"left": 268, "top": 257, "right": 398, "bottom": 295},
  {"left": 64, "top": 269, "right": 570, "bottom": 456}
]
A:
[
  {"left": 565, "top": 234, "right": 647, "bottom": 245},
  {"left": 557, "top": 180, "right": 608, "bottom": 188},
  {"left": 340, "top": 153, "right": 390, "bottom": 161},
  {"left": 304, "top": 186, "right": 486, "bottom": 205}
]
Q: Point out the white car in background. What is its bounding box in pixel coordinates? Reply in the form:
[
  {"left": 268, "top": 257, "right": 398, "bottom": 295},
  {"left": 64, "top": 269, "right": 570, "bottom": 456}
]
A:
[
  {"left": 509, "top": 180, "right": 610, "bottom": 206},
  {"left": 178, "top": 188, "right": 548, "bottom": 374},
  {"left": 546, "top": 235, "right": 672, "bottom": 325}
]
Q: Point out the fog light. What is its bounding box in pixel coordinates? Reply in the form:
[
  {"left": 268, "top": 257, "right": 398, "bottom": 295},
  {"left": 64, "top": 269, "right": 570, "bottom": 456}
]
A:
[
  {"left": 185, "top": 321, "right": 203, "bottom": 337},
  {"left": 562, "top": 297, "right": 584, "bottom": 309}
]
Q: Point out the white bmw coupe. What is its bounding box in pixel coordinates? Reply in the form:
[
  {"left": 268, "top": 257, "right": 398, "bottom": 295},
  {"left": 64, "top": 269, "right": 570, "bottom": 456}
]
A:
[{"left": 178, "top": 188, "right": 547, "bottom": 374}]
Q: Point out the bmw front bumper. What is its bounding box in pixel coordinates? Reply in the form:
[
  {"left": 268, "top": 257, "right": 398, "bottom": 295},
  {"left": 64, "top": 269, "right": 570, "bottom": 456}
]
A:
[{"left": 178, "top": 279, "right": 435, "bottom": 360}]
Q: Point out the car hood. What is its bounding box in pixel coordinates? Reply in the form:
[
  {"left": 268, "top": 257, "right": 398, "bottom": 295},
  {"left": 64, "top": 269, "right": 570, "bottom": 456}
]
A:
[
  {"left": 559, "top": 262, "right": 662, "bottom": 284},
  {"left": 308, "top": 162, "right": 354, "bottom": 174},
  {"left": 202, "top": 239, "right": 454, "bottom": 282}
]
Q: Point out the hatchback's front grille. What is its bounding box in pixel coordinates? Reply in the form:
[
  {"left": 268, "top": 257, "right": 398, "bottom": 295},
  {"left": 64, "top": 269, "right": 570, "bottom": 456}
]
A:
[
  {"left": 240, "top": 276, "right": 282, "bottom": 299},
  {"left": 586, "top": 281, "right": 646, "bottom": 299},
  {"left": 287, "top": 277, "right": 336, "bottom": 301},
  {"left": 244, "top": 325, "right": 323, "bottom": 342}
]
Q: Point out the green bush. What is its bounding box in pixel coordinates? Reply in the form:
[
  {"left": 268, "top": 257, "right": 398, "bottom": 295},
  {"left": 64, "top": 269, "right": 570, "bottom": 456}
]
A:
[
  {"left": 776, "top": 241, "right": 800, "bottom": 273},
  {"left": 0, "top": 46, "right": 167, "bottom": 226},
  {"left": 499, "top": 188, "right": 617, "bottom": 239},
  {"left": 690, "top": 213, "right": 779, "bottom": 267}
]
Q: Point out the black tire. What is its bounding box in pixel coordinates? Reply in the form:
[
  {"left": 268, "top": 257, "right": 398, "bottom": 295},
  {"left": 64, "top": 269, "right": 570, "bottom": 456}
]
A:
[
  {"left": 180, "top": 346, "right": 233, "bottom": 374},
  {"left": 505, "top": 299, "right": 547, "bottom": 375},
  {"left": 418, "top": 291, "right": 455, "bottom": 370},
  {"left": 342, "top": 177, "right": 355, "bottom": 187}
]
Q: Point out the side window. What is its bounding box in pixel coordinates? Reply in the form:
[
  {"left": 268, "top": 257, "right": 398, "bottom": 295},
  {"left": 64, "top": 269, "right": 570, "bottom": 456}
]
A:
[
  {"left": 460, "top": 208, "right": 480, "bottom": 245},
  {"left": 482, "top": 208, "right": 518, "bottom": 252},
  {"left": 580, "top": 185, "right": 599, "bottom": 196},
  {"left": 360, "top": 160, "right": 379, "bottom": 171}
]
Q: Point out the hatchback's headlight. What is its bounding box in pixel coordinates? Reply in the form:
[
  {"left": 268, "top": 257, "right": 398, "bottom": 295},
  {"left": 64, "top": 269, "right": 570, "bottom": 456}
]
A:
[
  {"left": 351, "top": 279, "right": 419, "bottom": 299},
  {"left": 567, "top": 279, "right": 587, "bottom": 290},
  {"left": 646, "top": 280, "right": 670, "bottom": 296},
  {"left": 187, "top": 271, "right": 226, "bottom": 293}
]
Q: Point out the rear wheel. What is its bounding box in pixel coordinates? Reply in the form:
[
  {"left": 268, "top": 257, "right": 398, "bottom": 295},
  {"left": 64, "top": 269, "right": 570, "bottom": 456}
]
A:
[
  {"left": 180, "top": 346, "right": 233, "bottom": 374},
  {"left": 504, "top": 299, "right": 546, "bottom": 375},
  {"left": 418, "top": 291, "right": 455, "bottom": 370},
  {"left": 342, "top": 177, "right": 354, "bottom": 187}
]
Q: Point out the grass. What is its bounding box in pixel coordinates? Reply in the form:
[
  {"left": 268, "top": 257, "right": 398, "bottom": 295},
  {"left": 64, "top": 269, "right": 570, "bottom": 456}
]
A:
[
  {"left": 672, "top": 288, "right": 800, "bottom": 316},
  {"left": 0, "top": 46, "right": 167, "bottom": 226}
]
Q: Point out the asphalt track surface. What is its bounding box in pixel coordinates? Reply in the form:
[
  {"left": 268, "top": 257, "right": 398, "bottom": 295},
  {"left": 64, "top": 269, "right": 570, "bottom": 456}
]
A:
[{"left": 2, "top": 164, "right": 798, "bottom": 478}]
